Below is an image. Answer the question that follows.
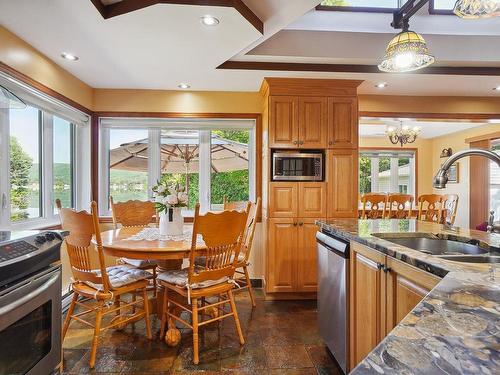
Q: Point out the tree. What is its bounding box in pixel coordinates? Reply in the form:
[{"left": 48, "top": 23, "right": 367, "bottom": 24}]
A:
[{"left": 10, "top": 137, "right": 33, "bottom": 220}]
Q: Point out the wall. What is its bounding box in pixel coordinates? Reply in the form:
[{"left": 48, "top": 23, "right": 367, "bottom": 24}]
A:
[
  {"left": 431, "top": 124, "right": 499, "bottom": 228},
  {"left": 359, "top": 137, "right": 434, "bottom": 198},
  {"left": 0, "top": 26, "right": 93, "bottom": 109}
]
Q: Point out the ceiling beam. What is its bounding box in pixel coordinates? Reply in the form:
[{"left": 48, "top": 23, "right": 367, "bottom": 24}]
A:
[
  {"left": 89, "top": 0, "right": 263, "bottom": 34},
  {"left": 217, "top": 61, "right": 500, "bottom": 76}
]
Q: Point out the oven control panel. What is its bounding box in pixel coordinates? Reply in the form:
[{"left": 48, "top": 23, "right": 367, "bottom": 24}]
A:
[{"left": 0, "top": 241, "right": 39, "bottom": 262}]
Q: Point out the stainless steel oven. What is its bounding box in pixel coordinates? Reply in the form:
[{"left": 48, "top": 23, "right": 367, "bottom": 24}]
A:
[
  {"left": 0, "top": 265, "right": 62, "bottom": 375},
  {"left": 272, "top": 151, "right": 323, "bottom": 181}
]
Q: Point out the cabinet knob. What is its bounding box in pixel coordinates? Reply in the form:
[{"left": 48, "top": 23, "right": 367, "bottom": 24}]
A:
[
  {"left": 293, "top": 140, "right": 298, "bottom": 145},
  {"left": 383, "top": 265, "right": 392, "bottom": 273},
  {"left": 329, "top": 141, "right": 333, "bottom": 145},
  {"left": 298, "top": 222, "right": 303, "bottom": 226},
  {"left": 377, "top": 263, "right": 384, "bottom": 270},
  {"left": 293, "top": 222, "right": 298, "bottom": 226},
  {"left": 299, "top": 141, "right": 304, "bottom": 145}
]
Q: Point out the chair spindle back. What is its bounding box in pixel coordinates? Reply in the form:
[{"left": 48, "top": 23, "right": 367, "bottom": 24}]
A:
[
  {"left": 417, "top": 194, "right": 444, "bottom": 223},
  {"left": 360, "top": 193, "right": 387, "bottom": 219},
  {"left": 110, "top": 197, "right": 157, "bottom": 228},
  {"left": 386, "top": 194, "right": 414, "bottom": 219}
]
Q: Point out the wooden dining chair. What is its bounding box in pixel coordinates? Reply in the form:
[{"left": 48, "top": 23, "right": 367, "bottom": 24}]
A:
[
  {"left": 386, "top": 194, "right": 414, "bottom": 219},
  {"left": 441, "top": 194, "right": 459, "bottom": 225},
  {"left": 159, "top": 202, "right": 250, "bottom": 364},
  {"left": 417, "top": 194, "right": 444, "bottom": 223},
  {"left": 360, "top": 193, "right": 387, "bottom": 219},
  {"left": 58, "top": 201, "right": 152, "bottom": 369},
  {"left": 110, "top": 196, "right": 158, "bottom": 295}
]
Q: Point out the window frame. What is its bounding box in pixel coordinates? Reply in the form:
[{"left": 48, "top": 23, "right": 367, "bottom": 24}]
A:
[
  {"left": 0, "top": 74, "right": 91, "bottom": 230},
  {"left": 98, "top": 117, "right": 257, "bottom": 217},
  {"left": 316, "top": 0, "right": 401, "bottom": 13}
]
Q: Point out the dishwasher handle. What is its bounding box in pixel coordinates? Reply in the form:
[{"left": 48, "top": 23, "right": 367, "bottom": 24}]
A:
[{"left": 316, "top": 231, "right": 349, "bottom": 259}]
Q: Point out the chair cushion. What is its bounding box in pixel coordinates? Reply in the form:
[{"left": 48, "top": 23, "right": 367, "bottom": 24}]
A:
[
  {"left": 122, "top": 258, "right": 157, "bottom": 268},
  {"left": 157, "top": 267, "right": 228, "bottom": 289},
  {"left": 194, "top": 253, "right": 245, "bottom": 267},
  {"left": 85, "top": 265, "right": 151, "bottom": 290}
]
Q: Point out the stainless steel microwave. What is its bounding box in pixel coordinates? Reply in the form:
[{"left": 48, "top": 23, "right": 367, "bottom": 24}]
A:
[{"left": 272, "top": 152, "right": 323, "bottom": 181}]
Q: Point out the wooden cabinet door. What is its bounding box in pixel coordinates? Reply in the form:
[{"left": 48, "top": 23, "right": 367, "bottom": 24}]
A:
[
  {"left": 298, "top": 182, "right": 327, "bottom": 218},
  {"left": 269, "top": 182, "right": 298, "bottom": 218},
  {"left": 267, "top": 218, "right": 297, "bottom": 293},
  {"left": 327, "top": 150, "right": 358, "bottom": 218},
  {"left": 328, "top": 97, "right": 358, "bottom": 149},
  {"left": 298, "top": 97, "right": 327, "bottom": 148},
  {"left": 385, "top": 258, "right": 440, "bottom": 334},
  {"left": 349, "top": 243, "right": 386, "bottom": 370},
  {"left": 269, "top": 96, "right": 298, "bottom": 148},
  {"left": 296, "top": 219, "right": 319, "bottom": 292}
]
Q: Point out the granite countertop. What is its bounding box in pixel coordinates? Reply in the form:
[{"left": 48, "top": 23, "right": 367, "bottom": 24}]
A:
[{"left": 316, "top": 219, "right": 500, "bottom": 375}]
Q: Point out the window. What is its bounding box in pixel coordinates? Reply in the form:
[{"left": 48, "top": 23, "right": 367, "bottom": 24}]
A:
[
  {"left": 429, "top": 0, "right": 456, "bottom": 14},
  {"left": 99, "top": 118, "right": 256, "bottom": 215},
  {"left": 0, "top": 73, "right": 91, "bottom": 229},
  {"left": 318, "top": 0, "right": 400, "bottom": 12},
  {"left": 490, "top": 143, "right": 500, "bottom": 219},
  {"left": 359, "top": 150, "right": 416, "bottom": 196}
]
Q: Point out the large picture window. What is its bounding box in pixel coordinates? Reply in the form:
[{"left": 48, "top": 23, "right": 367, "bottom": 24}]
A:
[
  {"left": 99, "top": 118, "right": 256, "bottom": 215},
  {"left": 359, "top": 149, "right": 416, "bottom": 197},
  {"left": 0, "top": 73, "right": 91, "bottom": 229},
  {"left": 490, "top": 143, "right": 500, "bottom": 219}
]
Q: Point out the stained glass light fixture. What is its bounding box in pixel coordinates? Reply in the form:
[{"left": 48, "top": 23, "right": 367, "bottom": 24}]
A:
[
  {"left": 453, "top": 0, "right": 500, "bottom": 19},
  {"left": 378, "top": 29, "right": 435, "bottom": 73},
  {"left": 386, "top": 121, "right": 420, "bottom": 147}
]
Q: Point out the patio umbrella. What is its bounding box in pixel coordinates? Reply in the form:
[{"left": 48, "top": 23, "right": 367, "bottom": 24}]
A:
[{"left": 109, "top": 130, "right": 249, "bottom": 191}]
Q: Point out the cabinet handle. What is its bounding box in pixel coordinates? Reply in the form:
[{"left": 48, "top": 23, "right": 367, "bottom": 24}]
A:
[
  {"left": 329, "top": 141, "right": 333, "bottom": 145},
  {"left": 293, "top": 140, "right": 298, "bottom": 145},
  {"left": 377, "top": 263, "right": 384, "bottom": 270},
  {"left": 299, "top": 140, "right": 304, "bottom": 145},
  {"left": 293, "top": 222, "right": 298, "bottom": 226},
  {"left": 298, "top": 222, "right": 303, "bottom": 226},
  {"left": 383, "top": 265, "right": 392, "bottom": 273}
]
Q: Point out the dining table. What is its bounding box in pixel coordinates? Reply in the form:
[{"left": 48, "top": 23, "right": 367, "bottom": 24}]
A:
[{"left": 97, "top": 226, "right": 206, "bottom": 346}]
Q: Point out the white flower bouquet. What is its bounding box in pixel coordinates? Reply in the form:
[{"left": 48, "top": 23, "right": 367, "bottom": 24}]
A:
[{"left": 152, "top": 181, "right": 188, "bottom": 213}]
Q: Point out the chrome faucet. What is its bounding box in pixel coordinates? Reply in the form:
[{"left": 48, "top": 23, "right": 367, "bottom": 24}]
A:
[{"left": 433, "top": 148, "right": 500, "bottom": 234}]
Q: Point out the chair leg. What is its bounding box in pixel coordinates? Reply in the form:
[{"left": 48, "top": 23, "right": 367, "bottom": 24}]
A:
[
  {"left": 132, "top": 292, "right": 137, "bottom": 314},
  {"left": 62, "top": 292, "right": 78, "bottom": 339},
  {"left": 152, "top": 267, "right": 157, "bottom": 297},
  {"left": 142, "top": 287, "right": 152, "bottom": 339},
  {"left": 89, "top": 301, "right": 104, "bottom": 369},
  {"left": 114, "top": 295, "right": 121, "bottom": 316},
  {"left": 228, "top": 289, "right": 245, "bottom": 346},
  {"left": 192, "top": 298, "right": 199, "bottom": 365},
  {"left": 160, "top": 287, "right": 167, "bottom": 339},
  {"left": 243, "top": 265, "right": 256, "bottom": 308}
]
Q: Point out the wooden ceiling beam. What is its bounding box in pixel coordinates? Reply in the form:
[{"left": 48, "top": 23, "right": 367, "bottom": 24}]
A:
[{"left": 89, "top": 0, "right": 263, "bottom": 34}]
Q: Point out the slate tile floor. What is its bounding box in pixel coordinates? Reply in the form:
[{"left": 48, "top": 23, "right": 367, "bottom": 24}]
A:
[{"left": 63, "top": 289, "right": 343, "bottom": 374}]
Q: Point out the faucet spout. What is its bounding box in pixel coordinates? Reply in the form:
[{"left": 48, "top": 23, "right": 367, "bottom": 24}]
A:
[{"left": 433, "top": 148, "right": 500, "bottom": 189}]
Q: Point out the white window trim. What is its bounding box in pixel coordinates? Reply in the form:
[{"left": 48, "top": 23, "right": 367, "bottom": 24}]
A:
[
  {"left": 98, "top": 117, "right": 256, "bottom": 216},
  {"left": 0, "top": 73, "right": 91, "bottom": 230}
]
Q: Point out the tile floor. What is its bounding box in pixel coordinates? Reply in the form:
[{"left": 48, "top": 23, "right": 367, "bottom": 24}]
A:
[{"left": 62, "top": 289, "right": 343, "bottom": 374}]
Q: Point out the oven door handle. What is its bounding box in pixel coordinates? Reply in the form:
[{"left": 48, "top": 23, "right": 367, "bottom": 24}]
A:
[{"left": 0, "top": 272, "right": 59, "bottom": 315}]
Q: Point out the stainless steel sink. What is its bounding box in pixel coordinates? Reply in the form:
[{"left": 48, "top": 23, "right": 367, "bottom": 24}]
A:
[
  {"left": 436, "top": 255, "right": 500, "bottom": 264},
  {"left": 372, "top": 233, "right": 495, "bottom": 256}
]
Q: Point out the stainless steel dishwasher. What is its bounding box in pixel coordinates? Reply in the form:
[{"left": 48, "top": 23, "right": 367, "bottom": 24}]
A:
[{"left": 316, "top": 231, "right": 349, "bottom": 374}]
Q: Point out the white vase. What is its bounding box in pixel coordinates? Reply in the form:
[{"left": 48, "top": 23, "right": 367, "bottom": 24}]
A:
[
  {"left": 166, "top": 207, "right": 184, "bottom": 236},
  {"left": 159, "top": 211, "right": 169, "bottom": 237}
]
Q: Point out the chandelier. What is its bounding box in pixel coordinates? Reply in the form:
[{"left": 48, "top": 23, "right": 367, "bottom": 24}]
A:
[
  {"left": 386, "top": 121, "right": 420, "bottom": 147},
  {"left": 453, "top": 0, "right": 500, "bottom": 19},
  {"left": 378, "top": 29, "right": 435, "bottom": 73}
]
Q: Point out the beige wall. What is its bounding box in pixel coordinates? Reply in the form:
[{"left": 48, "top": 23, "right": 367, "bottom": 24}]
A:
[{"left": 0, "top": 26, "right": 93, "bottom": 109}]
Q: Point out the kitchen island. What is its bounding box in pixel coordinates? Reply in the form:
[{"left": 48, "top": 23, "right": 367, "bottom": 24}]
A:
[{"left": 316, "top": 218, "right": 499, "bottom": 375}]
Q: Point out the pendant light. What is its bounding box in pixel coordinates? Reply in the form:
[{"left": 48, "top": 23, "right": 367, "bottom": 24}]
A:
[
  {"left": 453, "top": 0, "right": 500, "bottom": 19},
  {"left": 378, "top": 27, "right": 435, "bottom": 73},
  {"left": 0, "top": 85, "right": 26, "bottom": 109}
]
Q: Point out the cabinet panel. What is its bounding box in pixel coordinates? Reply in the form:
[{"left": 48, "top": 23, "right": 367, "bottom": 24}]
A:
[
  {"left": 267, "top": 218, "right": 297, "bottom": 293},
  {"left": 327, "top": 150, "right": 358, "bottom": 218},
  {"left": 328, "top": 97, "right": 358, "bottom": 149},
  {"left": 298, "top": 97, "right": 327, "bottom": 148},
  {"left": 269, "top": 182, "right": 298, "bottom": 218},
  {"left": 349, "top": 243, "right": 386, "bottom": 371},
  {"left": 299, "top": 182, "right": 327, "bottom": 218},
  {"left": 296, "top": 219, "right": 319, "bottom": 292},
  {"left": 269, "top": 96, "right": 298, "bottom": 148}
]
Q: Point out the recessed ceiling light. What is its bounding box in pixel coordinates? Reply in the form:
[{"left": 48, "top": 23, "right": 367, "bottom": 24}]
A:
[
  {"left": 200, "top": 15, "right": 219, "bottom": 26},
  {"left": 493, "top": 86, "right": 500, "bottom": 91},
  {"left": 61, "top": 52, "right": 79, "bottom": 61},
  {"left": 178, "top": 83, "right": 190, "bottom": 89},
  {"left": 375, "top": 82, "right": 388, "bottom": 89}
]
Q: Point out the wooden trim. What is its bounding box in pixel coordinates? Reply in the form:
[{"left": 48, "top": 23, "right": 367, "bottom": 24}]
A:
[
  {"left": 360, "top": 111, "right": 500, "bottom": 120},
  {"left": 261, "top": 77, "right": 362, "bottom": 97},
  {"left": 91, "top": 114, "right": 100, "bottom": 203},
  {"left": 465, "top": 131, "right": 500, "bottom": 144},
  {"left": 218, "top": 60, "right": 500, "bottom": 76},
  {"left": 0, "top": 62, "right": 92, "bottom": 115},
  {"left": 93, "top": 111, "right": 262, "bottom": 219},
  {"left": 89, "top": 0, "right": 263, "bottom": 33},
  {"left": 359, "top": 147, "right": 419, "bottom": 201},
  {"left": 315, "top": 4, "right": 396, "bottom": 13},
  {"left": 469, "top": 139, "right": 491, "bottom": 228}
]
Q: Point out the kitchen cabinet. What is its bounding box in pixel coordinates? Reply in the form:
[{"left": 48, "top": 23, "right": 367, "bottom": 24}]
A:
[
  {"left": 269, "top": 182, "right": 327, "bottom": 218},
  {"left": 266, "top": 218, "right": 318, "bottom": 293},
  {"left": 349, "top": 242, "right": 441, "bottom": 371},
  {"left": 327, "top": 150, "right": 358, "bottom": 218},
  {"left": 328, "top": 97, "right": 358, "bottom": 149},
  {"left": 298, "top": 97, "right": 328, "bottom": 148},
  {"left": 269, "top": 96, "right": 298, "bottom": 148}
]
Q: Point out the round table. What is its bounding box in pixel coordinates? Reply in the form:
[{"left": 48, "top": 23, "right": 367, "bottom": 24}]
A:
[{"left": 97, "top": 226, "right": 205, "bottom": 346}]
